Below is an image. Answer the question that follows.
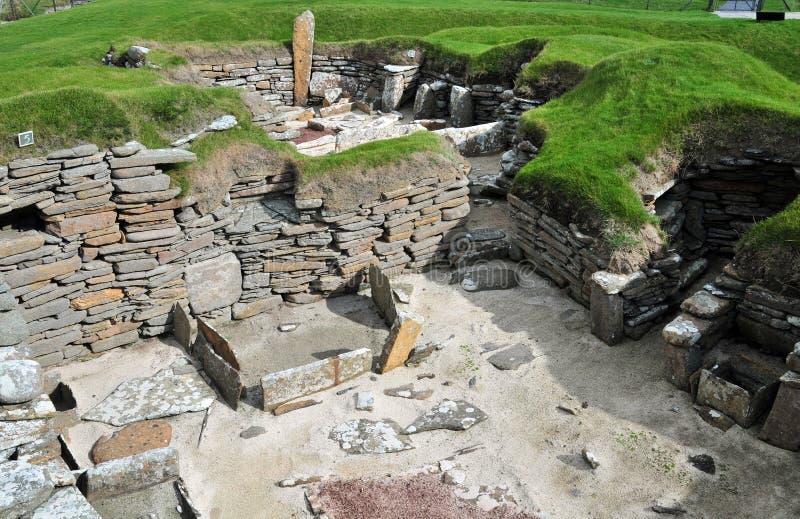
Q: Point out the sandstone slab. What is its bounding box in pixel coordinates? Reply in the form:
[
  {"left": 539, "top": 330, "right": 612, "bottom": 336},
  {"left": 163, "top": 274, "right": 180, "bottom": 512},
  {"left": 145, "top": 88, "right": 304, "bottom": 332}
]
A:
[
  {"left": 82, "top": 446, "right": 179, "bottom": 500},
  {"left": 82, "top": 370, "right": 215, "bottom": 426},
  {"left": 90, "top": 420, "right": 172, "bottom": 464},
  {"left": 293, "top": 10, "right": 315, "bottom": 105},
  {"left": 185, "top": 252, "right": 242, "bottom": 314}
]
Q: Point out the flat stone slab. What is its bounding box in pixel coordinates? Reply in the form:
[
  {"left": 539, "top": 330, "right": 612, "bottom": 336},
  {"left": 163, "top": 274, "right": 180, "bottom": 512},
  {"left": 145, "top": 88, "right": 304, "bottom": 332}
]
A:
[
  {"left": 329, "top": 419, "right": 413, "bottom": 454},
  {"left": 30, "top": 487, "right": 101, "bottom": 519},
  {"left": 0, "top": 461, "right": 55, "bottom": 518},
  {"left": 461, "top": 266, "right": 518, "bottom": 292},
  {"left": 0, "top": 418, "right": 50, "bottom": 451},
  {"left": 404, "top": 400, "right": 488, "bottom": 434},
  {"left": 91, "top": 420, "right": 172, "bottom": 464},
  {"left": 487, "top": 343, "right": 534, "bottom": 370},
  {"left": 0, "top": 394, "right": 55, "bottom": 421},
  {"left": 82, "top": 371, "right": 215, "bottom": 426}
]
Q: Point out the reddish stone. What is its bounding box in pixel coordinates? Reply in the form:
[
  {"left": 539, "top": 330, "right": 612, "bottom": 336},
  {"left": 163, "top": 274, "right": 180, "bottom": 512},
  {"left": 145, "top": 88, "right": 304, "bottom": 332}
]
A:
[
  {"left": 46, "top": 211, "right": 116, "bottom": 237},
  {"left": 293, "top": 10, "right": 315, "bottom": 106},
  {"left": 90, "top": 420, "right": 172, "bottom": 464}
]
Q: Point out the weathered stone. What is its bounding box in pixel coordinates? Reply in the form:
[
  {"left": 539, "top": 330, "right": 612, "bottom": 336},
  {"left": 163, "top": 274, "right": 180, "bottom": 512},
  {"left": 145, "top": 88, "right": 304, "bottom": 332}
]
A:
[
  {"left": 591, "top": 279, "right": 624, "bottom": 346},
  {"left": 83, "top": 370, "right": 215, "bottom": 426},
  {"left": 434, "top": 122, "right": 505, "bottom": 156},
  {"left": 0, "top": 418, "right": 50, "bottom": 451},
  {"left": 82, "top": 447, "right": 180, "bottom": 500},
  {"left": 185, "top": 253, "right": 242, "bottom": 314},
  {"left": 89, "top": 329, "right": 139, "bottom": 353},
  {"left": 4, "top": 255, "right": 81, "bottom": 289},
  {"left": 383, "top": 384, "right": 433, "bottom": 400},
  {"left": 172, "top": 303, "right": 196, "bottom": 349},
  {"left": 680, "top": 290, "right": 733, "bottom": 319},
  {"left": 108, "top": 149, "right": 196, "bottom": 169},
  {"left": 413, "top": 83, "right": 436, "bottom": 119},
  {"left": 737, "top": 315, "right": 798, "bottom": 355},
  {"left": 273, "top": 399, "right": 321, "bottom": 416},
  {"left": 30, "top": 486, "right": 101, "bottom": 519},
  {"left": 261, "top": 348, "right": 371, "bottom": 411},
  {"left": 404, "top": 399, "right": 487, "bottom": 433},
  {"left": 0, "top": 359, "right": 43, "bottom": 404},
  {"left": 379, "top": 312, "right": 424, "bottom": 374},
  {"left": 292, "top": 11, "right": 315, "bottom": 105},
  {"left": 329, "top": 419, "right": 413, "bottom": 454},
  {"left": 240, "top": 426, "right": 266, "bottom": 439},
  {"left": 582, "top": 448, "right": 600, "bottom": 469},
  {"left": 696, "top": 367, "right": 777, "bottom": 428},
  {"left": 47, "top": 144, "right": 100, "bottom": 160},
  {"left": 355, "top": 391, "right": 374, "bottom": 411},
  {"left": 232, "top": 296, "right": 282, "bottom": 320},
  {"left": 461, "top": 266, "right": 517, "bottom": 292},
  {"left": 91, "top": 420, "right": 172, "bottom": 463},
  {"left": 71, "top": 288, "right": 123, "bottom": 310},
  {"left": 0, "top": 461, "right": 54, "bottom": 518},
  {"left": 111, "top": 174, "right": 171, "bottom": 193},
  {"left": 206, "top": 114, "right": 237, "bottom": 131},
  {"left": 0, "top": 394, "right": 55, "bottom": 421},
  {"left": 662, "top": 315, "right": 706, "bottom": 348},
  {"left": 487, "top": 343, "right": 534, "bottom": 370},
  {"left": 0, "top": 310, "right": 28, "bottom": 347},
  {"left": 449, "top": 86, "right": 474, "bottom": 128},
  {"left": 309, "top": 72, "right": 359, "bottom": 98},
  {"left": 194, "top": 330, "right": 242, "bottom": 409},
  {"left": 381, "top": 74, "right": 405, "bottom": 112},
  {"left": 369, "top": 264, "right": 397, "bottom": 324},
  {"left": 0, "top": 231, "right": 45, "bottom": 259},
  {"left": 46, "top": 211, "right": 116, "bottom": 237},
  {"left": 688, "top": 453, "right": 716, "bottom": 474},
  {"left": 759, "top": 374, "right": 800, "bottom": 451}
]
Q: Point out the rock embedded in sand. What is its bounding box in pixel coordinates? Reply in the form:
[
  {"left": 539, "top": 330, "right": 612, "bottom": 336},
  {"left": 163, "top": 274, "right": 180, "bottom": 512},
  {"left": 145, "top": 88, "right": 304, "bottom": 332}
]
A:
[
  {"left": 355, "top": 391, "right": 374, "bottom": 411},
  {"left": 487, "top": 343, "right": 534, "bottom": 370},
  {"left": 384, "top": 384, "right": 433, "bottom": 400},
  {"left": 329, "top": 419, "right": 413, "bottom": 454},
  {"left": 240, "top": 426, "right": 266, "bottom": 439},
  {"left": 581, "top": 448, "right": 600, "bottom": 469},
  {"left": 404, "top": 400, "right": 488, "bottom": 434}
]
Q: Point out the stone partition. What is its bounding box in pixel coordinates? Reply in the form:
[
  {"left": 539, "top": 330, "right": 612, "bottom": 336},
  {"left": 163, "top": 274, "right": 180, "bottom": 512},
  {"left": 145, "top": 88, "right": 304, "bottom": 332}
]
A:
[{"left": 0, "top": 141, "right": 471, "bottom": 367}]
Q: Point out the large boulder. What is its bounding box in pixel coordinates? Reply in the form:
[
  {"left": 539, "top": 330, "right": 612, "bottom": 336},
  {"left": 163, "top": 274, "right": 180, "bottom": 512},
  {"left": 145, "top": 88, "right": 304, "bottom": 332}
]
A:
[
  {"left": 0, "top": 360, "right": 43, "bottom": 405},
  {"left": 184, "top": 253, "right": 242, "bottom": 315}
]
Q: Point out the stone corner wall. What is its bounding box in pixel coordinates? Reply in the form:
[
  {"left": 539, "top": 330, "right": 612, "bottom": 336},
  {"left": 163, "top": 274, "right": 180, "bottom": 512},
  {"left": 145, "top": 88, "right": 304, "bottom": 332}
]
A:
[{"left": 0, "top": 141, "right": 473, "bottom": 367}]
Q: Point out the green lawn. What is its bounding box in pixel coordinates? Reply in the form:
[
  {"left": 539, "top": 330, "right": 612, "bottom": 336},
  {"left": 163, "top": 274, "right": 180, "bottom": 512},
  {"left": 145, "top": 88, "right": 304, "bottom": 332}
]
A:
[{"left": 1, "top": 0, "right": 798, "bottom": 268}]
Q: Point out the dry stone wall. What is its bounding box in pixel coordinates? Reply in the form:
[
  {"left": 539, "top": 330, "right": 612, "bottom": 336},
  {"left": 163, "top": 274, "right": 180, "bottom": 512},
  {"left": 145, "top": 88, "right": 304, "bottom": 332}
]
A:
[{"left": 0, "top": 142, "right": 470, "bottom": 367}]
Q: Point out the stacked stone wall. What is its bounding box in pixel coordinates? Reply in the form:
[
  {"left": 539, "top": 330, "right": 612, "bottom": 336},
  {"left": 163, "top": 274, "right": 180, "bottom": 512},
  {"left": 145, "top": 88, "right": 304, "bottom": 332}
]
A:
[
  {"left": 197, "top": 57, "right": 296, "bottom": 105},
  {"left": 0, "top": 143, "right": 470, "bottom": 367}
]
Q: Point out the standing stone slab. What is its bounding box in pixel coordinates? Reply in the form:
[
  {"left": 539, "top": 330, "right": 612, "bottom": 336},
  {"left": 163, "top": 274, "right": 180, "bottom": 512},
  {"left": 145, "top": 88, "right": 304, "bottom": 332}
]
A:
[
  {"left": 413, "top": 83, "right": 436, "bottom": 120},
  {"left": 590, "top": 274, "right": 624, "bottom": 346},
  {"left": 382, "top": 74, "right": 405, "bottom": 112},
  {"left": 81, "top": 447, "right": 179, "bottom": 500},
  {"left": 30, "top": 486, "right": 102, "bottom": 519},
  {"left": 261, "top": 348, "right": 371, "bottom": 411},
  {"left": 82, "top": 371, "right": 215, "bottom": 426},
  {"left": 172, "top": 303, "right": 196, "bottom": 349},
  {"left": 450, "top": 86, "right": 473, "bottom": 128},
  {"left": 379, "top": 313, "right": 424, "bottom": 374},
  {"left": 0, "top": 461, "right": 55, "bottom": 518},
  {"left": 404, "top": 399, "right": 488, "bottom": 434},
  {"left": 184, "top": 252, "right": 242, "bottom": 315},
  {"left": 760, "top": 372, "right": 800, "bottom": 451},
  {"left": 293, "top": 10, "right": 315, "bottom": 106},
  {"left": 194, "top": 329, "right": 242, "bottom": 409}
]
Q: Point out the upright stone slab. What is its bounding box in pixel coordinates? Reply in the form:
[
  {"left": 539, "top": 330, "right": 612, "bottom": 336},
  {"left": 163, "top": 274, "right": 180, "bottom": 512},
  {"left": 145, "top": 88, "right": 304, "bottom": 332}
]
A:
[
  {"left": 184, "top": 252, "right": 242, "bottom": 315},
  {"left": 413, "top": 83, "right": 436, "bottom": 120},
  {"left": 450, "top": 86, "right": 474, "bottom": 128},
  {"left": 382, "top": 74, "right": 405, "bottom": 112},
  {"left": 293, "top": 10, "right": 315, "bottom": 106},
  {"left": 760, "top": 371, "right": 800, "bottom": 451},
  {"left": 590, "top": 273, "right": 624, "bottom": 346}
]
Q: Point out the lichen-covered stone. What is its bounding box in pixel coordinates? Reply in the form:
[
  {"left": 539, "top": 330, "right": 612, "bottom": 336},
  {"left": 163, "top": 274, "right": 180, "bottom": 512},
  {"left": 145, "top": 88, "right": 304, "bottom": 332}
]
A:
[
  {"left": 184, "top": 252, "right": 242, "bottom": 314},
  {"left": 82, "top": 446, "right": 179, "bottom": 500},
  {"left": 0, "top": 359, "right": 43, "bottom": 404},
  {"left": 329, "top": 419, "right": 413, "bottom": 454},
  {"left": 404, "top": 399, "right": 488, "bottom": 434},
  {"left": 0, "top": 461, "right": 54, "bottom": 518},
  {"left": 30, "top": 486, "right": 101, "bottom": 519}
]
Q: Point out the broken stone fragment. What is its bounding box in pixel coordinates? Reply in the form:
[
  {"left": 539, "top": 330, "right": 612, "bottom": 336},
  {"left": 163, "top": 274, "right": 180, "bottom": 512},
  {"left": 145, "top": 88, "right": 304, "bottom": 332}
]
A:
[
  {"left": 273, "top": 399, "right": 321, "bottom": 416},
  {"left": 486, "top": 343, "right": 533, "bottom": 370},
  {"left": 82, "top": 446, "right": 180, "bottom": 500},
  {"left": 581, "top": 448, "right": 600, "bottom": 469},
  {"left": 277, "top": 474, "right": 322, "bottom": 488},
  {"left": 379, "top": 312, "right": 424, "bottom": 374},
  {"left": 404, "top": 400, "right": 488, "bottom": 434},
  {"left": 205, "top": 114, "right": 237, "bottom": 132},
  {"left": 0, "top": 359, "right": 44, "bottom": 405},
  {"left": 90, "top": 420, "right": 172, "bottom": 464},
  {"left": 651, "top": 500, "right": 687, "bottom": 516},
  {"left": 355, "top": 391, "right": 374, "bottom": 411},
  {"left": 240, "top": 426, "right": 266, "bottom": 439},
  {"left": 687, "top": 453, "right": 715, "bottom": 475},
  {"left": 0, "top": 394, "right": 55, "bottom": 421},
  {"left": 29, "top": 486, "right": 101, "bottom": 519},
  {"left": 329, "top": 418, "right": 413, "bottom": 454},
  {"left": 383, "top": 384, "right": 433, "bottom": 400}
]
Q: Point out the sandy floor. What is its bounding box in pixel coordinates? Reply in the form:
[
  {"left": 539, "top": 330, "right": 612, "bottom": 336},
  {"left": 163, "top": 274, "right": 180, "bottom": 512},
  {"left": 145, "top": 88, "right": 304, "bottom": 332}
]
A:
[{"left": 53, "top": 255, "right": 800, "bottom": 518}]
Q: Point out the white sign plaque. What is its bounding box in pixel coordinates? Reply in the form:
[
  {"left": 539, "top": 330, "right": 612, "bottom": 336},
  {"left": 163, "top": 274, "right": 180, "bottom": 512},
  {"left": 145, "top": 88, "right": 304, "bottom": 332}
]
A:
[{"left": 17, "top": 131, "right": 34, "bottom": 148}]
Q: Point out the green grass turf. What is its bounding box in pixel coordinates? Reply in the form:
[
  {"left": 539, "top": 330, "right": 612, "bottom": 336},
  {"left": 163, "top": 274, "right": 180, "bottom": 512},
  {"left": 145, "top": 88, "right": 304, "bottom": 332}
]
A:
[{"left": 1, "top": 0, "right": 799, "bottom": 258}]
